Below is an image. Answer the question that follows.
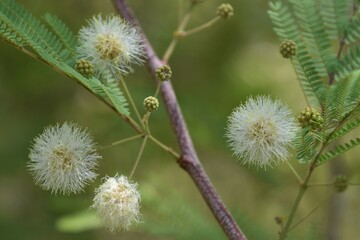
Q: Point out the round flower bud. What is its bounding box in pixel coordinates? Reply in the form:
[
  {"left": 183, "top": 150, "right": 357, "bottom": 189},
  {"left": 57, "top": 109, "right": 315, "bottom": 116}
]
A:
[
  {"left": 75, "top": 59, "right": 94, "bottom": 78},
  {"left": 143, "top": 96, "right": 159, "bottom": 112},
  {"left": 217, "top": 3, "right": 234, "bottom": 19},
  {"left": 28, "top": 122, "right": 101, "bottom": 195},
  {"left": 280, "top": 39, "right": 296, "bottom": 58},
  {"left": 92, "top": 175, "right": 141, "bottom": 232},
  {"left": 333, "top": 175, "right": 348, "bottom": 193},
  {"left": 298, "top": 107, "right": 323, "bottom": 130},
  {"left": 155, "top": 65, "right": 172, "bottom": 82}
]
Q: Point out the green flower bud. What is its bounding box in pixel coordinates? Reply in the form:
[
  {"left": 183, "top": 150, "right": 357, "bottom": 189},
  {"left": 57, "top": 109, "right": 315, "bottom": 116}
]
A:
[
  {"left": 333, "top": 175, "right": 348, "bottom": 193},
  {"left": 75, "top": 59, "right": 94, "bottom": 78},
  {"left": 280, "top": 39, "right": 296, "bottom": 58},
  {"left": 156, "top": 65, "right": 172, "bottom": 82},
  {"left": 298, "top": 107, "right": 323, "bottom": 130},
  {"left": 217, "top": 3, "right": 234, "bottom": 19},
  {"left": 143, "top": 96, "right": 159, "bottom": 112}
]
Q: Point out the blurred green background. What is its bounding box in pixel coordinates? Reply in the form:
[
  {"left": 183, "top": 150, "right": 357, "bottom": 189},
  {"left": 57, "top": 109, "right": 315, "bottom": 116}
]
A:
[{"left": 0, "top": 0, "right": 359, "bottom": 239}]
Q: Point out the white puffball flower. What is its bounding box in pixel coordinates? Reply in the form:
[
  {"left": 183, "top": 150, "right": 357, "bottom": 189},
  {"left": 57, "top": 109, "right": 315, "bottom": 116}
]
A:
[
  {"left": 28, "top": 122, "right": 101, "bottom": 195},
  {"left": 226, "top": 96, "right": 298, "bottom": 168},
  {"left": 92, "top": 175, "right": 141, "bottom": 232},
  {"left": 77, "top": 14, "right": 145, "bottom": 76}
]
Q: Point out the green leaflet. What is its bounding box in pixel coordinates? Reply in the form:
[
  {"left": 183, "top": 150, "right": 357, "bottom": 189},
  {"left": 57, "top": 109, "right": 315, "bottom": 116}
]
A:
[
  {"left": 268, "top": 1, "right": 329, "bottom": 108},
  {"left": 320, "top": 0, "right": 352, "bottom": 41},
  {"left": 344, "top": 3, "right": 360, "bottom": 44},
  {"left": 325, "top": 70, "right": 360, "bottom": 129},
  {"left": 293, "top": 128, "right": 320, "bottom": 164},
  {"left": 100, "top": 68, "right": 129, "bottom": 116},
  {"left": 0, "top": 0, "right": 130, "bottom": 116},
  {"left": 330, "top": 118, "right": 360, "bottom": 142},
  {"left": 292, "top": 45, "right": 328, "bottom": 108},
  {"left": 49, "top": 61, "right": 130, "bottom": 116},
  {"left": 337, "top": 45, "right": 360, "bottom": 79},
  {"left": 0, "top": 21, "right": 25, "bottom": 47},
  {"left": 43, "top": 13, "right": 77, "bottom": 65},
  {"left": 290, "top": 0, "right": 337, "bottom": 76},
  {"left": 317, "top": 137, "right": 360, "bottom": 165},
  {"left": 268, "top": 2, "right": 301, "bottom": 43},
  {"left": 0, "top": 0, "right": 68, "bottom": 61}
]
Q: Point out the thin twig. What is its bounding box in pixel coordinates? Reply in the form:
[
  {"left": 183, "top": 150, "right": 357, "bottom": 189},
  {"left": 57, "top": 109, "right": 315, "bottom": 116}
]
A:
[
  {"left": 99, "top": 134, "right": 145, "bottom": 150},
  {"left": 148, "top": 135, "right": 180, "bottom": 159},
  {"left": 183, "top": 16, "right": 221, "bottom": 37},
  {"left": 162, "top": 2, "right": 195, "bottom": 63},
  {"left": 286, "top": 161, "right": 304, "bottom": 183},
  {"left": 289, "top": 194, "right": 332, "bottom": 232},
  {"left": 129, "top": 135, "right": 148, "bottom": 179}
]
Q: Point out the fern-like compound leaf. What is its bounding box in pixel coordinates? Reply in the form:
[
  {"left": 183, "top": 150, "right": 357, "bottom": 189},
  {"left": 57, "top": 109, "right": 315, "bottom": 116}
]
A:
[
  {"left": 0, "top": 0, "right": 68, "bottom": 61},
  {"left": 293, "top": 128, "right": 319, "bottom": 164},
  {"left": 43, "top": 13, "right": 77, "bottom": 64},
  {"left": 268, "top": 1, "right": 302, "bottom": 42},
  {"left": 0, "top": 0, "right": 130, "bottom": 116},
  {"left": 330, "top": 118, "right": 360, "bottom": 142},
  {"left": 317, "top": 137, "right": 360, "bottom": 165},
  {"left": 100, "top": 68, "right": 130, "bottom": 116}
]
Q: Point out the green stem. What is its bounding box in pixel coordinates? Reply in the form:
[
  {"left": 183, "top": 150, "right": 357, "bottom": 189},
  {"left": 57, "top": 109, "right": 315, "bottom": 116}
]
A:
[
  {"left": 143, "top": 112, "right": 151, "bottom": 134},
  {"left": 129, "top": 135, "right": 148, "bottom": 179},
  {"left": 149, "top": 135, "right": 180, "bottom": 159},
  {"left": 162, "top": 3, "right": 195, "bottom": 63},
  {"left": 154, "top": 82, "right": 161, "bottom": 98},
  {"left": 115, "top": 71, "right": 145, "bottom": 130},
  {"left": 290, "top": 58, "right": 310, "bottom": 107},
  {"left": 279, "top": 168, "right": 314, "bottom": 240},
  {"left": 183, "top": 16, "right": 221, "bottom": 37},
  {"left": 286, "top": 161, "right": 303, "bottom": 183},
  {"left": 288, "top": 194, "right": 331, "bottom": 232},
  {"left": 99, "top": 134, "right": 145, "bottom": 150}
]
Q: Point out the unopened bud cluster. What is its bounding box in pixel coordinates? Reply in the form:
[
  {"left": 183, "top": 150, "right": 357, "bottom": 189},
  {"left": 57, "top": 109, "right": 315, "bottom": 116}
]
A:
[
  {"left": 333, "top": 175, "right": 348, "bottom": 193},
  {"left": 156, "top": 65, "right": 172, "bottom": 82},
  {"left": 75, "top": 59, "right": 94, "bottom": 78},
  {"left": 298, "top": 107, "right": 323, "bottom": 130},
  {"left": 280, "top": 39, "right": 296, "bottom": 58},
  {"left": 217, "top": 3, "right": 234, "bottom": 19},
  {"left": 144, "top": 96, "right": 159, "bottom": 112}
]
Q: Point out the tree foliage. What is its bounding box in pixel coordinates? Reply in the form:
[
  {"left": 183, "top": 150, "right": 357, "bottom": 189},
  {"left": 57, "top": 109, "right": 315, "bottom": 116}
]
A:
[{"left": 268, "top": 0, "right": 360, "bottom": 164}]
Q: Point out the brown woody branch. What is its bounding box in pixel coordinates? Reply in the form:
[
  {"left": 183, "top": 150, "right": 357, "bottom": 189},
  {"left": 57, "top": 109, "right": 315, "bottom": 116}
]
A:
[{"left": 112, "top": 0, "right": 247, "bottom": 239}]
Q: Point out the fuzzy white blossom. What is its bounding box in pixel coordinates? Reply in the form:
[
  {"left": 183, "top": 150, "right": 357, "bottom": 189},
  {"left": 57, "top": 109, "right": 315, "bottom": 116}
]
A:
[
  {"left": 77, "top": 14, "right": 144, "bottom": 76},
  {"left": 28, "top": 122, "right": 101, "bottom": 194},
  {"left": 92, "top": 175, "right": 141, "bottom": 232},
  {"left": 226, "top": 96, "right": 298, "bottom": 168}
]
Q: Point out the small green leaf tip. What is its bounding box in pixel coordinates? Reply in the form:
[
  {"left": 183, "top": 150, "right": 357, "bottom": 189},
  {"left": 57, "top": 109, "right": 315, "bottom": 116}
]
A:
[
  {"left": 75, "top": 59, "right": 94, "bottom": 78},
  {"left": 143, "top": 96, "right": 159, "bottom": 112},
  {"left": 333, "top": 175, "right": 348, "bottom": 193},
  {"left": 217, "top": 3, "right": 234, "bottom": 19},
  {"left": 280, "top": 39, "right": 296, "bottom": 58},
  {"left": 155, "top": 65, "right": 172, "bottom": 82},
  {"left": 298, "top": 107, "right": 323, "bottom": 130}
]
